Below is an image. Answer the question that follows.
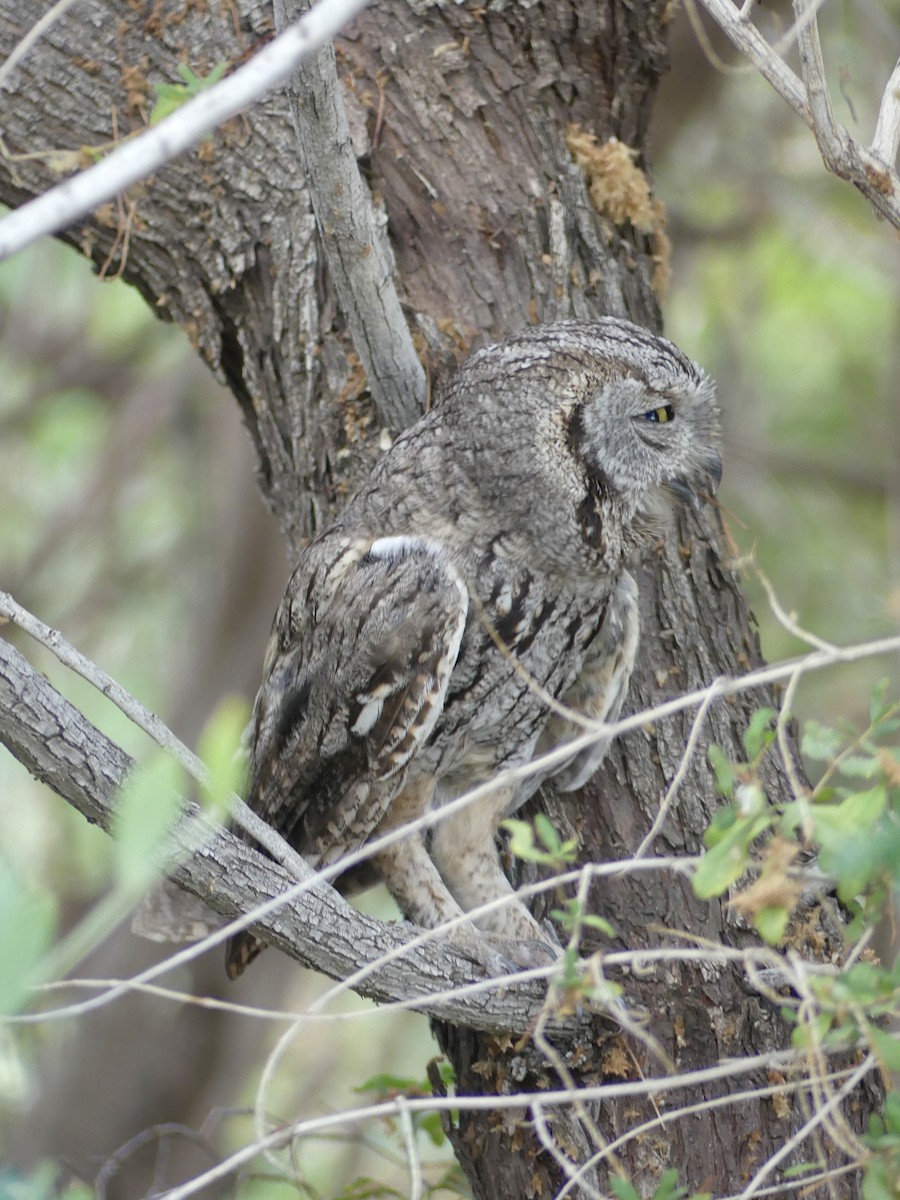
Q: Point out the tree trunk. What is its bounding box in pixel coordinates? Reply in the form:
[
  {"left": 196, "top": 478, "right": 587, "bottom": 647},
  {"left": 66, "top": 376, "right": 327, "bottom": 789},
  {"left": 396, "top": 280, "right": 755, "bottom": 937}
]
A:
[{"left": 0, "top": 1, "right": 880, "bottom": 1196}]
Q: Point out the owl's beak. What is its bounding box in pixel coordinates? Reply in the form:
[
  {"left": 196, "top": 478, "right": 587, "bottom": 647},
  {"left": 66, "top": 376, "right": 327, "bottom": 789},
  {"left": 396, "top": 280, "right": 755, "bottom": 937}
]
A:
[
  {"left": 703, "top": 448, "right": 723, "bottom": 495},
  {"left": 667, "top": 449, "right": 722, "bottom": 509}
]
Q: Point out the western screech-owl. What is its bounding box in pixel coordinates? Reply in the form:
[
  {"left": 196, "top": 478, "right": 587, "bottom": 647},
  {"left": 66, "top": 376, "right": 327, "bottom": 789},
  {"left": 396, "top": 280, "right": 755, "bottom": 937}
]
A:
[{"left": 226, "top": 318, "right": 721, "bottom": 978}]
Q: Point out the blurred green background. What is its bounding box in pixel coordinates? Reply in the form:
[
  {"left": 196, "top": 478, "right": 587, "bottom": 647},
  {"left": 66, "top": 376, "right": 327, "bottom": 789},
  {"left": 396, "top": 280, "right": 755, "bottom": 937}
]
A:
[{"left": 1, "top": 4, "right": 899, "bottom": 1197}]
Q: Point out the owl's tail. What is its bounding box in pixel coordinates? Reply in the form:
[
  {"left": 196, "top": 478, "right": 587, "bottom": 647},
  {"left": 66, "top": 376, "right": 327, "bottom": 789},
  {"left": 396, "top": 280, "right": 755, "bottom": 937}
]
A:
[{"left": 225, "top": 931, "right": 267, "bottom": 979}]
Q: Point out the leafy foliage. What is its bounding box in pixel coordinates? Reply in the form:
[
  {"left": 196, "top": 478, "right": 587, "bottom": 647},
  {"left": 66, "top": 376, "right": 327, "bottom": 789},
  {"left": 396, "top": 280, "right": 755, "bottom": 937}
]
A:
[
  {"left": 0, "top": 864, "right": 56, "bottom": 1016},
  {"left": 354, "top": 1061, "right": 457, "bottom": 1149},
  {"left": 694, "top": 690, "right": 899, "bottom": 942},
  {"left": 501, "top": 812, "right": 579, "bottom": 870},
  {"left": 0, "top": 1164, "right": 93, "bottom": 1200},
  {"left": 150, "top": 61, "right": 229, "bottom": 124},
  {"left": 610, "top": 1168, "right": 711, "bottom": 1200},
  {"left": 692, "top": 688, "right": 900, "bottom": 1198}
]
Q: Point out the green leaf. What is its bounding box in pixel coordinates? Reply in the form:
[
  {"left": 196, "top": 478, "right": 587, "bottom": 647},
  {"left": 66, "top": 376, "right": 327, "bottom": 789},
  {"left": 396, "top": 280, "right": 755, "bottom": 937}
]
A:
[
  {"left": 534, "top": 812, "right": 561, "bottom": 853},
  {"left": 791, "top": 1011, "right": 833, "bottom": 1049},
  {"left": 783, "top": 1162, "right": 820, "bottom": 1179},
  {"left": 532, "top": 813, "right": 578, "bottom": 863},
  {"left": 814, "top": 787, "right": 887, "bottom": 837},
  {"left": 884, "top": 1091, "right": 900, "bottom": 1135},
  {"left": 813, "top": 786, "right": 889, "bottom": 900},
  {"left": 551, "top": 900, "right": 615, "bottom": 939},
  {"left": 653, "top": 1168, "right": 688, "bottom": 1200},
  {"left": 610, "top": 1179, "right": 641, "bottom": 1200},
  {"left": 336, "top": 1177, "right": 405, "bottom": 1200},
  {"left": 112, "top": 755, "right": 185, "bottom": 888},
  {"left": 436, "top": 1059, "right": 456, "bottom": 1088},
  {"left": 837, "top": 755, "right": 882, "bottom": 780},
  {"left": 417, "top": 1111, "right": 446, "bottom": 1147},
  {"left": 56, "top": 1182, "right": 94, "bottom": 1200},
  {"left": 150, "top": 60, "right": 228, "bottom": 125},
  {"left": 197, "top": 693, "right": 249, "bottom": 821},
  {"left": 743, "top": 707, "right": 776, "bottom": 760},
  {"left": 501, "top": 817, "right": 576, "bottom": 865},
  {"left": 354, "top": 1072, "right": 421, "bottom": 1097},
  {"left": 582, "top": 913, "right": 616, "bottom": 937},
  {"left": 694, "top": 813, "right": 770, "bottom": 899},
  {"left": 555, "top": 945, "right": 584, "bottom": 991},
  {"left": 841, "top": 961, "right": 896, "bottom": 1005},
  {"left": 693, "top": 832, "right": 750, "bottom": 898},
  {"left": 844, "top": 898, "right": 870, "bottom": 944},
  {"left": 870, "top": 678, "right": 891, "bottom": 724},
  {"left": 0, "top": 1164, "right": 60, "bottom": 1200},
  {"left": 754, "top": 904, "right": 790, "bottom": 945},
  {"left": 801, "top": 720, "right": 843, "bottom": 761},
  {"left": 0, "top": 863, "right": 56, "bottom": 1015},
  {"left": 501, "top": 818, "right": 538, "bottom": 861},
  {"left": 707, "top": 745, "right": 737, "bottom": 796},
  {"left": 868, "top": 1027, "right": 900, "bottom": 1073},
  {"left": 704, "top": 802, "right": 739, "bottom": 848},
  {"left": 149, "top": 86, "right": 189, "bottom": 125},
  {"left": 862, "top": 1159, "right": 897, "bottom": 1200}
]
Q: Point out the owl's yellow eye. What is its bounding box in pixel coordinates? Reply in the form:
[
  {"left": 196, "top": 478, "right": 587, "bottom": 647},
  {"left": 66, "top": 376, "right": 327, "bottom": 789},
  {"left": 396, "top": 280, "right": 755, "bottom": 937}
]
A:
[{"left": 640, "top": 404, "right": 675, "bottom": 424}]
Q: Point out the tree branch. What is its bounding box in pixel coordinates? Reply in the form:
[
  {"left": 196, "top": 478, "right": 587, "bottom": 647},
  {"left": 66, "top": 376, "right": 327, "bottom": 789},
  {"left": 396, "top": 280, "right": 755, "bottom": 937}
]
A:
[
  {"left": 273, "top": 0, "right": 426, "bottom": 430},
  {"left": 697, "top": 0, "right": 900, "bottom": 229},
  {"left": 0, "top": 636, "right": 573, "bottom": 1036},
  {"left": 0, "top": 0, "right": 374, "bottom": 261}
]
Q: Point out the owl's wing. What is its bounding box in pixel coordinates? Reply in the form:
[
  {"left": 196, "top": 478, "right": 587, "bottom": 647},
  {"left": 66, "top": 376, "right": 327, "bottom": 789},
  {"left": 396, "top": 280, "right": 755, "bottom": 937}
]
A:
[{"left": 245, "top": 534, "right": 470, "bottom": 866}]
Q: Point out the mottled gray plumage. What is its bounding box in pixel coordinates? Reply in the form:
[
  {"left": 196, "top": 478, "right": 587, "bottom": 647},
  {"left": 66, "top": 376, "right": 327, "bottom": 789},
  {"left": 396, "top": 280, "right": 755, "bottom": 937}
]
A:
[{"left": 226, "top": 319, "right": 721, "bottom": 978}]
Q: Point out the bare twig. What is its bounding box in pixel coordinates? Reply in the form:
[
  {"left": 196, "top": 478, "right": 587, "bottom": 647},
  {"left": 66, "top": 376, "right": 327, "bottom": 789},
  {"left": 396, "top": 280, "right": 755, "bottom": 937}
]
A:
[
  {"left": 39, "top": 936, "right": 845, "bottom": 1029},
  {"left": 792, "top": 0, "right": 846, "bottom": 173},
  {"left": 148, "top": 1047, "right": 850, "bottom": 1200},
  {"left": 556, "top": 1065, "right": 861, "bottom": 1198},
  {"left": 531, "top": 1103, "right": 605, "bottom": 1200},
  {"left": 754, "top": 565, "right": 837, "bottom": 655},
  {"left": 0, "top": 0, "right": 84, "bottom": 91},
  {"left": 0, "top": 590, "right": 311, "bottom": 882},
  {"left": 872, "top": 56, "right": 900, "bottom": 167},
  {"left": 0, "top": 0, "right": 375, "bottom": 261},
  {"left": 395, "top": 1099, "right": 423, "bottom": 1200},
  {"left": 633, "top": 684, "right": 718, "bottom": 858},
  {"left": 736, "top": 1055, "right": 875, "bottom": 1198},
  {"left": 695, "top": 0, "right": 808, "bottom": 118},
  {"left": 697, "top": 0, "right": 900, "bottom": 229}
]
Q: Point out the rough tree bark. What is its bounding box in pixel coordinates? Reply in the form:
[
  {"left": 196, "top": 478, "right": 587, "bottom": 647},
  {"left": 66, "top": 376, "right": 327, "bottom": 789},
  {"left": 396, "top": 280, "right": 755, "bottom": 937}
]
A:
[{"left": 0, "top": 1, "right": 881, "bottom": 1197}]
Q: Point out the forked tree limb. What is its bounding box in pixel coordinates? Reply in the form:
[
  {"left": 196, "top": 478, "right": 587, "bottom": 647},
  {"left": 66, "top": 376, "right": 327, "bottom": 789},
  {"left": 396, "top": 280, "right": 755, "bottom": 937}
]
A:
[
  {"left": 0, "top": 635, "right": 578, "bottom": 1037},
  {"left": 697, "top": 0, "right": 900, "bottom": 228}
]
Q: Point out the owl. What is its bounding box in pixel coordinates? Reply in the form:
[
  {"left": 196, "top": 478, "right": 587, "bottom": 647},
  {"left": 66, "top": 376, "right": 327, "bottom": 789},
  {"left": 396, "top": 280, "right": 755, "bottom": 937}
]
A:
[{"left": 226, "top": 319, "right": 721, "bottom": 978}]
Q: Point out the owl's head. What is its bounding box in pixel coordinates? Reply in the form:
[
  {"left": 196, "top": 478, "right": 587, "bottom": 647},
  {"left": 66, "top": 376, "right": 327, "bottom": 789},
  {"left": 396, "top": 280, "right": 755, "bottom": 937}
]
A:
[
  {"left": 558, "top": 319, "right": 722, "bottom": 512},
  {"left": 455, "top": 320, "right": 720, "bottom": 517},
  {"left": 429, "top": 318, "right": 721, "bottom": 571}
]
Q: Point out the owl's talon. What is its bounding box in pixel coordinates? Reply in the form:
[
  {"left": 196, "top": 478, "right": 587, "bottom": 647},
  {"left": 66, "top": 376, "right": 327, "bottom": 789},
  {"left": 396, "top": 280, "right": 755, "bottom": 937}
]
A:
[
  {"left": 510, "top": 936, "right": 562, "bottom": 969},
  {"left": 440, "top": 925, "right": 532, "bottom": 977},
  {"left": 443, "top": 925, "right": 561, "bottom": 976}
]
